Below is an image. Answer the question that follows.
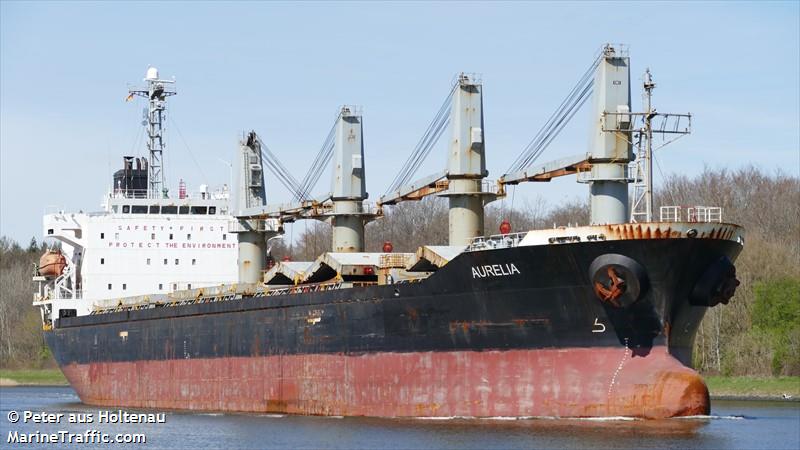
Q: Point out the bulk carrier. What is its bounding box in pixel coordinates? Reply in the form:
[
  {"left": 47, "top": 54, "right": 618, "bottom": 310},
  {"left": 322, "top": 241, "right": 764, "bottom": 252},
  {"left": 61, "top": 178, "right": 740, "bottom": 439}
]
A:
[{"left": 34, "top": 46, "right": 744, "bottom": 419}]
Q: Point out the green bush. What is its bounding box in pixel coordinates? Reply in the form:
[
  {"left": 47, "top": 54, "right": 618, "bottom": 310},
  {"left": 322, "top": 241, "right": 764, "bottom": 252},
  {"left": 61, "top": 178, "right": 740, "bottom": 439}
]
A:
[
  {"left": 752, "top": 277, "right": 800, "bottom": 376},
  {"left": 753, "top": 278, "right": 800, "bottom": 331}
]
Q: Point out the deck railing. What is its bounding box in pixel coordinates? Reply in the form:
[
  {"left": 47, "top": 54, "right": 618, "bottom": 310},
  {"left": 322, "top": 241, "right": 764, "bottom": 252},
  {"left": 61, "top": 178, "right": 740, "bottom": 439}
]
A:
[
  {"left": 659, "top": 206, "right": 723, "bottom": 223},
  {"left": 88, "top": 279, "right": 401, "bottom": 315},
  {"left": 466, "top": 232, "right": 529, "bottom": 252}
]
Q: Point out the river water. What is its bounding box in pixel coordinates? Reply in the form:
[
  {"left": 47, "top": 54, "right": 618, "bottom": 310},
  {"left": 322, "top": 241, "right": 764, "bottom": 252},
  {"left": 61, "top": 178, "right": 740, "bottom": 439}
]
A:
[{"left": 1, "top": 386, "right": 798, "bottom": 449}]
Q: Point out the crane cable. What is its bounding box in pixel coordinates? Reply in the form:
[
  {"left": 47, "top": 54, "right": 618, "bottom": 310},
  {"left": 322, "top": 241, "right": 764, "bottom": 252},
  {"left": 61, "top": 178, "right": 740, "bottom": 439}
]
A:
[
  {"left": 295, "top": 120, "right": 336, "bottom": 201},
  {"left": 256, "top": 136, "right": 305, "bottom": 200},
  {"left": 385, "top": 83, "right": 457, "bottom": 195},
  {"left": 506, "top": 52, "right": 603, "bottom": 175}
]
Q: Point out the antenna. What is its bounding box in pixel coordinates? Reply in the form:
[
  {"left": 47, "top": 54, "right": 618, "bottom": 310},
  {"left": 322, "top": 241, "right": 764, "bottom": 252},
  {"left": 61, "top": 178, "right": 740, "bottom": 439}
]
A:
[
  {"left": 128, "top": 66, "right": 176, "bottom": 199},
  {"left": 629, "top": 69, "right": 691, "bottom": 222}
]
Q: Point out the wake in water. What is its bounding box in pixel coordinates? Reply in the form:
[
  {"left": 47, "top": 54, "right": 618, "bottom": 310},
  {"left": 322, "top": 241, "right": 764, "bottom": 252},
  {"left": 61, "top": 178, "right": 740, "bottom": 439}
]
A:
[
  {"left": 416, "top": 414, "right": 749, "bottom": 422},
  {"left": 192, "top": 412, "right": 288, "bottom": 418},
  {"left": 415, "top": 415, "right": 640, "bottom": 421},
  {"left": 674, "top": 415, "right": 747, "bottom": 420}
]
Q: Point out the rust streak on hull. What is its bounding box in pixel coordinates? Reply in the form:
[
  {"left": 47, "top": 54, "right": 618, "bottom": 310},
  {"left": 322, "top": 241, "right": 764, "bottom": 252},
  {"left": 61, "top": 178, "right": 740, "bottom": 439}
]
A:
[{"left": 61, "top": 347, "right": 708, "bottom": 419}]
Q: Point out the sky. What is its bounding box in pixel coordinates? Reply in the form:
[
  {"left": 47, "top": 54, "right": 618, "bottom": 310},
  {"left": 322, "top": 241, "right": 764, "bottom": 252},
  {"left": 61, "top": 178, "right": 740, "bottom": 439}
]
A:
[{"left": 1, "top": 1, "right": 798, "bottom": 244}]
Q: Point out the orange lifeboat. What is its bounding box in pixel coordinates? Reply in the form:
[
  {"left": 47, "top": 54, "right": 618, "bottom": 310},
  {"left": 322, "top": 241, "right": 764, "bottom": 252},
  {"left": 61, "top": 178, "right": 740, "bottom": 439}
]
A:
[{"left": 39, "top": 250, "right": 66, "bottom": 277}]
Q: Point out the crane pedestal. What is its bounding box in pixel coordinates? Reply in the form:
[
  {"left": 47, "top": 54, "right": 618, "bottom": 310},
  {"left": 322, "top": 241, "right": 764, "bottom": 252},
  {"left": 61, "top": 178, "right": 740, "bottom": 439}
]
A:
[
  {"left": 331, "top": 200, "right": 370, "bottom": 253},
  {"left": 237, "top": 230, "right": 268, "bottom": 284},
  {"left": 445, "top": 179, "right": 485, "bottom": 246}
]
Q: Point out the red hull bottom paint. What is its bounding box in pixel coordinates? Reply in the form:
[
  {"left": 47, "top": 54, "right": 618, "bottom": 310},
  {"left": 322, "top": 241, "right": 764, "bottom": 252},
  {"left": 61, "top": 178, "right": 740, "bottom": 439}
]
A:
[{"left": 60, "top": 346, "right": 708, "bottom": 419}]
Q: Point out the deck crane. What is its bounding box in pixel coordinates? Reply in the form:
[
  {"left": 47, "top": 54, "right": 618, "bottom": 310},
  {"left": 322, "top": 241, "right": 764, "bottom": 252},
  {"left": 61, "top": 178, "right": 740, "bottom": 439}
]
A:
[
  {"left": 378, "top": 74, "right": 502, "bottom": 246},
  {"left": 497, "top": 44, "right": 691, "bottom": 225},
  {"left": 232, "top": 106, "right": 379, "bottom": 283}
]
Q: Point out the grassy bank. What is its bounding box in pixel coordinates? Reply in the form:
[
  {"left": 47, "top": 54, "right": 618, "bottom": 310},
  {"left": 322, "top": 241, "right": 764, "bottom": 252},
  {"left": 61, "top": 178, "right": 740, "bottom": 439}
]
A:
[
  {"left": 0, "top": 369, "right": 67, "bottom": 386},
  {"left": 706, "top": 376, "right": 800, "bottom": 399}
]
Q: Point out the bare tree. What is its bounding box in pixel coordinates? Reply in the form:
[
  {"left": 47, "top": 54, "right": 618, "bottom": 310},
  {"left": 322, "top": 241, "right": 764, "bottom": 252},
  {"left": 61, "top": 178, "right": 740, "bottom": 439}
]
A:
[{"left": 1, "top": 166, "right": 796, "bottom": 373}]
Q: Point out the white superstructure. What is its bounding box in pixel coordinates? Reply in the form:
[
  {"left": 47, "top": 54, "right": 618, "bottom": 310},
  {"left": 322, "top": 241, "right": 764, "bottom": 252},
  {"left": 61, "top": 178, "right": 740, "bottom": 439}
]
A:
[{"left": 33, "top": 68, "right": 240, "bottom": 326}]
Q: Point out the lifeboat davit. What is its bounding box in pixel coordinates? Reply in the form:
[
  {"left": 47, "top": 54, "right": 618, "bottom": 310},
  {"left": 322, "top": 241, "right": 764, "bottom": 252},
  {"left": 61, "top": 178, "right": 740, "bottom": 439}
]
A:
[{"left": 39, "top": 250, "right": 66, "bottom": 277}]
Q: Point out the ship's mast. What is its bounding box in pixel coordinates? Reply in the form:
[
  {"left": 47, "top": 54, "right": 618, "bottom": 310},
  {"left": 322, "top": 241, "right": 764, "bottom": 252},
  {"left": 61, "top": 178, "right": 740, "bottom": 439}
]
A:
[
  {"left": 631, "top": 69, "right": 656, "bottom": 222},
  {"left": 128, "top": 67, "right": 176, "bottom": 199},
  {"left": 629, "top": 69, "right": 691, "bottom": 223},
  {"left": 644, "top": 69, "right": 655, "bottom": 222}
]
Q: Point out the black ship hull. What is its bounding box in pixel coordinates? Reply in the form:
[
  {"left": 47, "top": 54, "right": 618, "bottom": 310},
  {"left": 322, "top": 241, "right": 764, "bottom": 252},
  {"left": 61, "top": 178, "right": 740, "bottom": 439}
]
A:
[{"left": 45, "top": 229, "right": 743, "bottom": 418}]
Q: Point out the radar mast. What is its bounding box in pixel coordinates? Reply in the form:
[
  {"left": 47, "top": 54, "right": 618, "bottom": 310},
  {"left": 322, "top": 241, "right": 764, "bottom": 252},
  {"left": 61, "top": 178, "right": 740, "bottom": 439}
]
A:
[{"left": 128, "top": 67, "right": 176, "bottom": 199}]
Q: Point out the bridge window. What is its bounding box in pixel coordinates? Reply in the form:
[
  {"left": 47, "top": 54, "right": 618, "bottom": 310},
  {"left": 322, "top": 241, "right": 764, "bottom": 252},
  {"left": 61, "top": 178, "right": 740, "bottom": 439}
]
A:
[
  {"left": 191, "top": 206, "right": 207, "bottom": 215},
  {"left": 161, "top": 206, "right": 177, "bottom": 214},
  {"left": 131, "top": 205, "right": 148, "bottom": 214},
  {"left": 122, "top": 205, "right": 130, "bottom": 214},
  {"left": 149, "top": 205, "right": 160, "bottom": 214},
  {"left": 179, "top": 206, "right": 190, "bottom": 214}
]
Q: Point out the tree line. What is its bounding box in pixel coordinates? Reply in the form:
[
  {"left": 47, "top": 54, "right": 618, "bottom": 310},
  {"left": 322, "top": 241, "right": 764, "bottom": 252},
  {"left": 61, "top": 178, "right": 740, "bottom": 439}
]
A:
[
  {"left": 1, "top": 165, "right": 798, "bottom": 375},
  {"left": 0, "top": 238, "right": 56, "bottom": 369},
  {"left": 284, "top": 165, "right": 800, "bottom": 376}
]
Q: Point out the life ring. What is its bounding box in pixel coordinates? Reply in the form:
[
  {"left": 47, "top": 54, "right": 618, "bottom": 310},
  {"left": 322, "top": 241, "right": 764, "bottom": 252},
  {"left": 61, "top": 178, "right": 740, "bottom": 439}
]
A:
[{"left": 588, "top": 254, "right": 649, "bottom": 308}]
